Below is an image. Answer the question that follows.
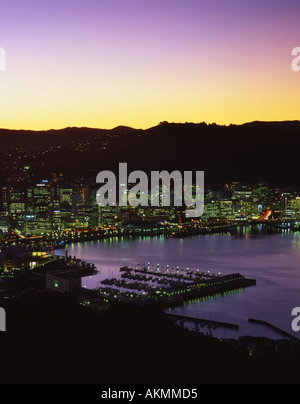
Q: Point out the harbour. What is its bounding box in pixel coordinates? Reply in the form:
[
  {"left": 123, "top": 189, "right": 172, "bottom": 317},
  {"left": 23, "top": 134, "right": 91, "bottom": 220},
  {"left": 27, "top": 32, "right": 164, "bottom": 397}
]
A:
[{"left": 55, "top": 227, "right": 300, "bottom": 340}]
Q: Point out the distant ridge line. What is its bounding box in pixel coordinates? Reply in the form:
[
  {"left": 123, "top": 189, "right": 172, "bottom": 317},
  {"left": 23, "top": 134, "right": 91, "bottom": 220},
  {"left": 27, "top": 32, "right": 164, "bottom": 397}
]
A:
[{"left": 0, "top": 120, "right": 300, "bottom": 133}]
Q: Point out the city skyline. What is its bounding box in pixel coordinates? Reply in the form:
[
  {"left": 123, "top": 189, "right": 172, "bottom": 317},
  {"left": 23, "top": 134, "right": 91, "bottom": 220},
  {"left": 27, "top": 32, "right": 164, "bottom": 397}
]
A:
[{"left": 0, "top": 0, "right": 300, "bottom": 130}]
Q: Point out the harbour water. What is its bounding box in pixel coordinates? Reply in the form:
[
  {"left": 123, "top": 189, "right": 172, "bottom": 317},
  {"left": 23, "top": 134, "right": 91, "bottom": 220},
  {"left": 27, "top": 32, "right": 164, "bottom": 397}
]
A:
[{"left": 55, "top": 226, "right": 300, "bottom": 340}]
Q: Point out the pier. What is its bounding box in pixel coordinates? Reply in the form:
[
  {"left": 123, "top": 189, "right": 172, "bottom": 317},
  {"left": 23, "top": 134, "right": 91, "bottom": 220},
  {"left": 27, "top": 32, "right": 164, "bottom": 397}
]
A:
[
  {"left": 168, "top": 313, "right": 239, "bottom": 330},
  {"left": 84, "top": 263, "right": 256, "bottom": 308}
]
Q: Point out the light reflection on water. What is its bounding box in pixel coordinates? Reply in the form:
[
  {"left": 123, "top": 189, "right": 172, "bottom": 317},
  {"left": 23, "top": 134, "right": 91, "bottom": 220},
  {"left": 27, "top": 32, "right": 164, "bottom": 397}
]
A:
[{"left": 55, "top": 227, "right": 300, "bottom": 339}]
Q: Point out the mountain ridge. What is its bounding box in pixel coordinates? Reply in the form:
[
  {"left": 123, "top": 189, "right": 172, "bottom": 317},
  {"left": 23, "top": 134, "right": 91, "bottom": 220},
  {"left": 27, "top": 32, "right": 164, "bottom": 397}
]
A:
[
  {"left": 1, "top": 120, "right": 300, "bottom": 134},
  {"left": 0, "top": 121, "right": 300, "bottom": 185}
]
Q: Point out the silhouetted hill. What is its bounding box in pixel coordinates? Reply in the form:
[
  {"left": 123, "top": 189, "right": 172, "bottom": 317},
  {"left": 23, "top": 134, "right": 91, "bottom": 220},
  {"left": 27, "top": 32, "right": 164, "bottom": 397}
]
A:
[
  {"left": 0, "top": 127, "right": 111, "bottom": 148},
  {"left": 111, "top": 125, "right": 139, "bottom": 133},
  {"left": 1, "top": 121, "right": 300, "bottom": 185},
  {"left": 130, "top": 121, "right": 300, "bottom": 185},
  {"left": 242, "top": 121, "right": 300, "bottom": 131}
]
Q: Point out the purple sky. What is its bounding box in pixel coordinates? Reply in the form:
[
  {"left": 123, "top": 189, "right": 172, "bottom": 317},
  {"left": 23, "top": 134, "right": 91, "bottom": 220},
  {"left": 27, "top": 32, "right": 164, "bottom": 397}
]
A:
[{"left": 0, "top": 0, "right": 299, "bottom": 129}]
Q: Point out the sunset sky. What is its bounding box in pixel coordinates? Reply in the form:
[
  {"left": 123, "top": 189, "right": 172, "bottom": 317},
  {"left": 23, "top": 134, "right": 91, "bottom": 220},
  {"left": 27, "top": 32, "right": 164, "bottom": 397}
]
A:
[{"left": 0, "top": 0, "right": 299, "bottom": 130}]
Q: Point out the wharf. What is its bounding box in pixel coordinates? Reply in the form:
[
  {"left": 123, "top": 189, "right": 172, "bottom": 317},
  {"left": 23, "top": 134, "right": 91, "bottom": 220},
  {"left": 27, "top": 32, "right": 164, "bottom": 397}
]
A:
[{"left": 168, "top": 313, "right": 239, "bottom": 330}]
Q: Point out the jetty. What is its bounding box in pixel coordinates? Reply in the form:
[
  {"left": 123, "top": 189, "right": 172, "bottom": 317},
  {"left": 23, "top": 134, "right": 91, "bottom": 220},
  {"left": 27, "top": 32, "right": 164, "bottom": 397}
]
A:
[
  {"left": 84, "top": 263, "right": 256, "bottom": 308},
  {"left": 168, "top": 313, "right": 239, "bottom": 330}
]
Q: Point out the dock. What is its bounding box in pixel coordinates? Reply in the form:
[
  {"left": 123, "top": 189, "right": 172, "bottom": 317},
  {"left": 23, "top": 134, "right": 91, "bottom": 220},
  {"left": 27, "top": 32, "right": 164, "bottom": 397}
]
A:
[
  {"left": 86, "top": 263, "right": 256, "bottom": 308},
  {"left": 168, "top": 313, "right": 239, "bottom": 330}
]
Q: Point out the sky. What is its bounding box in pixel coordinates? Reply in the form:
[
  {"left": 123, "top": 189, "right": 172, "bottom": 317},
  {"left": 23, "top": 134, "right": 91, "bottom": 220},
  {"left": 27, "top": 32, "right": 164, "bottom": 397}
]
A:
[{"left": 0, "top": 0, "right": 299, "bottom": 130}]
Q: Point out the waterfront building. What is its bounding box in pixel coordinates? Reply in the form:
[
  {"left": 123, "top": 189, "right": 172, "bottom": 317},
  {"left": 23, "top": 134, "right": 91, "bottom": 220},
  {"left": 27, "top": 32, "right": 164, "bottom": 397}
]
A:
[
  {"left": 46, "top": 270, "right": 82, "bottom": 294},
  {"left": 203, "top": 200, "right": 220, "bottom": 219},
  {"left": 290, "top": 198, "right": 300, "bottom": 219},
  {"left": 0, "top": 216, "right": 10, "bottom": 234},
  {"left": 219, "top": 201, "right": 235, "bottom": 220}
]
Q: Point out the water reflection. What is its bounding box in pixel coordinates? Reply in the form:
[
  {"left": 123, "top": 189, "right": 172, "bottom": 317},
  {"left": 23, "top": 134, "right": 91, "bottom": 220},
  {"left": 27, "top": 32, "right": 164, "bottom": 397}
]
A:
[{"left": 55, "top": 226, "right": 300, "bottom": 339}]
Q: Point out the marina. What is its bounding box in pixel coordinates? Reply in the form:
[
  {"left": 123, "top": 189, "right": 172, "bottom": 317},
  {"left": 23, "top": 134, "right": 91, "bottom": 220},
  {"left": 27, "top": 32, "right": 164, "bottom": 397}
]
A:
[{"left": 83, "top": 262, "right": 256, "bottom": 308}]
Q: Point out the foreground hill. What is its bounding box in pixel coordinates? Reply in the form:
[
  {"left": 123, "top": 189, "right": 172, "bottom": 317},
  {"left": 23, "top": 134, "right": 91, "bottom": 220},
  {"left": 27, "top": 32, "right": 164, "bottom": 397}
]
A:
[{"left": 0, "top": 294, "right": 300, "bottom": 384}]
